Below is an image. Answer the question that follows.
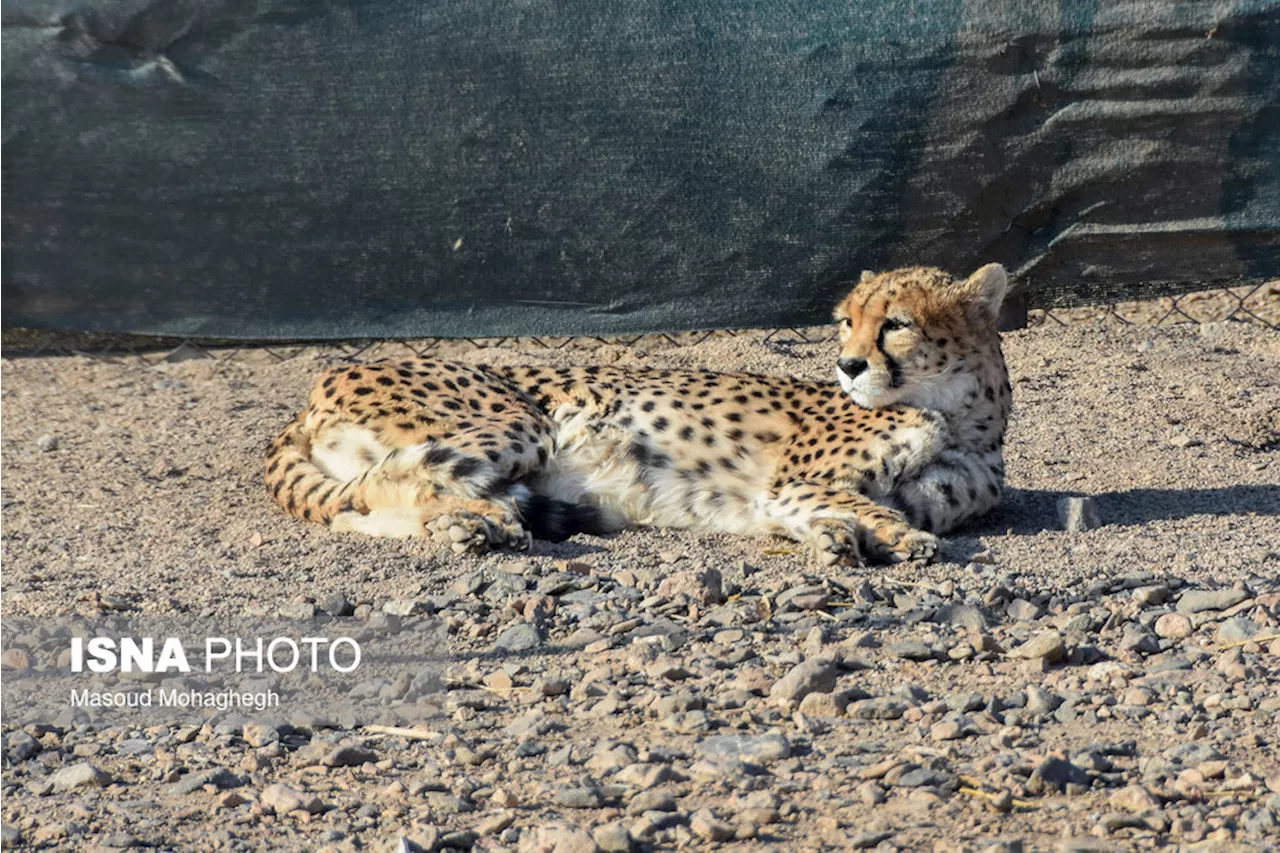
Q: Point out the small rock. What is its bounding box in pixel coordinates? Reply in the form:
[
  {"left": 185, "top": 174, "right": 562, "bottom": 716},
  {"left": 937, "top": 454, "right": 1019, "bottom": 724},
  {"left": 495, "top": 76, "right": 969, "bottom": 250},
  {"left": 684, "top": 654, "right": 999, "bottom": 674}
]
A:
[
  {"left": 51, "top": 762, "right": 111, "bottom": 791},
  {"left": 494, "top": 623, "right": 542, "bottom": 652},
  {"left": 1026, "top": 756, "right": 1090, "bottom": 794},
  {"left": 1177, "top": 589, "right": 1249, "bottom": 614},
  {"left": 1119, "top": 626, "right": 1160, "bottom": 655},
  {"left": 1007, "top": 598, "right": 1043, "bottom": 621},
  {"left": 626, "top": 790, "right": 676, "bottom": 815},
  {"left": 324, "top": 744, "right": 377, "bottom": 767},
  {"left": 524, "top": 825, "right": 599, "bottom": 853},
  {"left": 476, "top": 812, "right": 516, "bottom": 836},
  {"left": 1132, "top": 585, "right": 1169, "bottom": 606},
  {"left": 887, "top": 641, "right": 935, "bottom": 661},
  {"left": 1057, "top": 496, "right": 1102, "bottom": 532},
  {"left": 553, "top": 787, "right": 603, "bottom": 809},
  {"left": 1110, "top": 785, "right": 1160, "bottom": 813},
  {"left": 259, "top": 783, "right": 326, "bottom": 815},
  {"left": 170, "top": 768, "right": 243, "bottom": 795},
  {"left": 242, "top": 721, "right": 280, "bottom": 748},
  {"left": 1011, "top": 630, "right": 1066, "bottom": 663},
  {"left": 0, "top": 649, "right": 32, "bottom": 670},
  {"left": 798, "top": 691, "right": 848, "bottom": 718},
  {"left": 592, "top": 822, "right": 633, "bottom": 852},
  {"left": 697, "top": 733, "right": 791, "bottom": 764},
  {"left": 36, "top": 434, "right": 59, "bottom": 452},
  {"left": 491, "top": 788, "right": 520, "bottom": 808},
  {"left": 1154, "top": 612, "right": 1193, "bottom": 640},
  {"left": 1216, "top": 617, "right": 1259, "bottom": 644},
  {"left": 846, "top": 698, "right": 908, "bottom": 720},
  {"left": 323, "top": 592, "right": 354, "bottom": 617},
  {"left": 690, "top": 809, "right": 734, "bottom": 842},
  {"left": 1025, "top": 685, "right": 1063, "bottom": 715},
  {"left": 657, "top": 567, "right": 724, "bottom": 605},
  {"left": 945, "top": 604, "right": 988, "bottom": 631},
  {"left": 850, "top": 830, "right": 894, "bottom": 849},
  {"left": 931, "top": 720, "right": 966, "bottom": 741},
  {"left": 769, "top": 658, "right": 838, "bottom": 703}
]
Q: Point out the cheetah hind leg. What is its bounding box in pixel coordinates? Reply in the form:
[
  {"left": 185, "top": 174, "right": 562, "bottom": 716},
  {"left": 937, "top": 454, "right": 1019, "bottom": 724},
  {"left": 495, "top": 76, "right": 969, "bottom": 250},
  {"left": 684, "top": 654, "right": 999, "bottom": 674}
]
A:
[{"left": 332, "top": 495, "right": 530, "bottom": 554}]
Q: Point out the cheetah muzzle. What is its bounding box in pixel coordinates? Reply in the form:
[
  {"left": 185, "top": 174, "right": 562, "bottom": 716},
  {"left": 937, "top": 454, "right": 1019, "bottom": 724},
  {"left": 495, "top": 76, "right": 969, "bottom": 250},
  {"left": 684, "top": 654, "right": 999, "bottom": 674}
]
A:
[{"left": 264, "top": 264, "right": 1012, "bottom": 566}]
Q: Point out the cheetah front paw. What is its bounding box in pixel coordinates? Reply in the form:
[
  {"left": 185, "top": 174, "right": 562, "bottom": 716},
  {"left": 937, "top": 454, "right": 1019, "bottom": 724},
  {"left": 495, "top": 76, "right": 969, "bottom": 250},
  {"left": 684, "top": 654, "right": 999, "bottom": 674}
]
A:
[
  {"left": 890, "top": 529, "right": 939, "bottom": 563},
  {"left": 862, "top": 518, "right": 939, "bottom": 564},
  {"left": 805, "top": 517, "right": 864, "bottom": 567},
  {"left": 428, "top": 511, "right": 530, "bottom": 554}
]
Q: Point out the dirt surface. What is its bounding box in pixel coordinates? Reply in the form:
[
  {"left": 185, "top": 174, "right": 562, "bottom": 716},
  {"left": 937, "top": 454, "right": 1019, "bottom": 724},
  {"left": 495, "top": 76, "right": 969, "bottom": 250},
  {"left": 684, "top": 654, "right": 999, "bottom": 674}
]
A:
[{"left": 2, "top": 320, "right": 1279, "bottom": 852}]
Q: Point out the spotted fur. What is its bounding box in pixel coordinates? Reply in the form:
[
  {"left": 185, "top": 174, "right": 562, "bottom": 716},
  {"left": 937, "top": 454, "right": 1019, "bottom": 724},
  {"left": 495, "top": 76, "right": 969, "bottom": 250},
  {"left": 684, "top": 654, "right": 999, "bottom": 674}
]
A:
[{"left": 264, "top": 265, "right": 1012, "bottom": 564}]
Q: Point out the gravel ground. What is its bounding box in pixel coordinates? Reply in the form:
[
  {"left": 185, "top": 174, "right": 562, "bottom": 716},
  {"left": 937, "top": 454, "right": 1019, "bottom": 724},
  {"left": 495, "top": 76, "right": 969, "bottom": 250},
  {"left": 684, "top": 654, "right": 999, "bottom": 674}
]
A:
[{"left": 2, "top": 319, "right": 1279, "bottom": 852}]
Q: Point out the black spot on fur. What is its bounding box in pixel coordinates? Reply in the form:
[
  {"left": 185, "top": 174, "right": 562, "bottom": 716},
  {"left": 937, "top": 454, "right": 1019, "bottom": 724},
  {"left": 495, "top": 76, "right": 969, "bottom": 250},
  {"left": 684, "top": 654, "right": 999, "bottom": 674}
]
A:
[
  {"left": 452, "top": 457, "right": 483, "bottom": 479},
  {"left": 423, "top": 446, "right": 456, "bottom": 466}
]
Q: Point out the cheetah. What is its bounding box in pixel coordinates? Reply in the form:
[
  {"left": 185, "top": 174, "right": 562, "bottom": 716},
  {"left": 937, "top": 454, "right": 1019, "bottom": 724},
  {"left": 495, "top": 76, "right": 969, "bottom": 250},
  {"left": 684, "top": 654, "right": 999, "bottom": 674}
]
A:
[{"left": 264, "top": 264, "right": 1012, "bottom": 565}]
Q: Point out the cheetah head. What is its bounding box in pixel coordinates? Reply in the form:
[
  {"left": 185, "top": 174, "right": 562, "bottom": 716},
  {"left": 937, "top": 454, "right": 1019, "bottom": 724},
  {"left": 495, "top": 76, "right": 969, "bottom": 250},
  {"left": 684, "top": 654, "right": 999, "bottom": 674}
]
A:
[{"left": 832, "top": 264, "right": 1007, "bottom": 411}]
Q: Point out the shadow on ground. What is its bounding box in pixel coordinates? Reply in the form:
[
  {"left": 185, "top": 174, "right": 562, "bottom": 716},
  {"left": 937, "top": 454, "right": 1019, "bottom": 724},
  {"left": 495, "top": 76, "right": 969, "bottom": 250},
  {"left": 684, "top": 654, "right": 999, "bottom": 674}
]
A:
[{"left": 941, "top": 484, "right": 1280, "bottom": 562}]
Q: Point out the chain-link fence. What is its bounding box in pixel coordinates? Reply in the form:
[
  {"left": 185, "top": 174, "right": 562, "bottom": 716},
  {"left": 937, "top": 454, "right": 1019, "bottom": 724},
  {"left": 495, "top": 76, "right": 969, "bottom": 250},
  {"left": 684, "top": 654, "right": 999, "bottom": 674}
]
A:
[{"left": 2, "top": 282, "right": 1276, "bottom": 365}]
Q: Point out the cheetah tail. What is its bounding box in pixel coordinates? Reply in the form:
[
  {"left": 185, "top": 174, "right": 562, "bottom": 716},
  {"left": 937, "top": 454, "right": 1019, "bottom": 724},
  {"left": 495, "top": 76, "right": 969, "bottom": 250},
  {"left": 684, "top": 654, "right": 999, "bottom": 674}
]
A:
[
  {"left": 511, "top": 489, "right": 615, "bottom": 543},
  {"left": 263, "top": 414, "right": 365, "bottom": 525}
]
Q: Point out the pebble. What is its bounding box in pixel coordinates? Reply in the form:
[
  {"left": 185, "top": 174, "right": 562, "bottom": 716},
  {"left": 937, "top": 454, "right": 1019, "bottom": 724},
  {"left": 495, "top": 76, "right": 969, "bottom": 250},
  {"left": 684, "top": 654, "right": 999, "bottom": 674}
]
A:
[
  {"left": 476, "top": 812, "right": 516, "bottom": 836},
  {"left": 1011, "top": 630, "right": 1066, "bottom": 662},
  {"left": 656, "top": 567, "right": 724, "bottom": 604},
  {"left": 798, "top": 691, "right": 848, "bottom": 718},
  {"left": 1057, "top": 496, "right": 1102, "bottom": 531},
  {"left": 1007, "top": 598, "right": 1043, "bottom": 621},
  {"left": 887, "top": 641, "right": 935, "bottom": 661},
  {"left": 625, "top": 791, "right": 675, "bottom": 815},
  {"left": 1026, "top": 685, "right": 1063, "bottom": 715},
  {"left": 51, "top": 763, "right": 111, "bottom": 791},
  {"left": 1110, "top": 785, "right": 1160, "bottom": 812},
  {"left": 689, "top": 809, "right": 734, "bottom": 842},
  {"left": 1216, "top": 617, "right": 1259, "bottom": 644},
  {"left": 553, "top": 787, "right": 603, "bottom": 809},
  {"left": 1177, "top": 589, "right": 1249, "bottom": 614},
  {"left": 769, "top": 658, "right": 838, "bottom": 703},
  {"left": 493, "top": 623, "right": 542, "bottom": 652},
  {"left": 322, "top": 591, "right": 353, "bottom": 617},
  {"left": 850, "top": 830, "right": 894, "bottom": 849},
  {"left": 324, "top": 744, "right": 377, "bottom": 767},
  {"left": 36, "top": 434, "right": 59, "bottom": 452},
  {"left": 527, "top": 825, "right": 599, "bottom": 853},
  {"left": 259, "top": 783, "right": 326, "bottom": 815},
  {"left": 931, "top": 720, "right": 966, "bottom": 741},
  {"left": 593, "top": 822, "right": 633, "bottom": 852},
  {"left": 847, "top": 698, "right": 908, "bottom": 720},
  {"left": 1154, "top": 612, "right": 1194, "bottom": 639},
  {"left": 242, "top": 721, "right": 279, "bottom": 748},
  {"left": 1026, "top": 756, "right": 1091, "bottom": 794},
  {"left": 170, "top": 768, "right": 242, "bottom": 795},
  {"left": 697, "top": 733, "right": 791, "bottom": 764}
]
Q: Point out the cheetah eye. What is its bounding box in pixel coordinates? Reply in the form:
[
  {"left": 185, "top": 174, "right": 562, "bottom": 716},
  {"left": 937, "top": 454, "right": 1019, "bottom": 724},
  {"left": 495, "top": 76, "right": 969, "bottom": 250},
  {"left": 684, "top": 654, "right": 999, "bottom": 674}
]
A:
[{"left": 882, "top": 317, "right": 912, "bottom": 331}]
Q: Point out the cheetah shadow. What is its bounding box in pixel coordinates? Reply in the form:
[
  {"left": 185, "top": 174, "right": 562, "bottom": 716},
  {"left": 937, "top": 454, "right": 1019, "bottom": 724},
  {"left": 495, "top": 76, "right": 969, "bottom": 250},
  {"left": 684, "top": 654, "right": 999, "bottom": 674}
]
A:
[{"left": 946, "top": 484, "right": 1280, "bottom": 559}]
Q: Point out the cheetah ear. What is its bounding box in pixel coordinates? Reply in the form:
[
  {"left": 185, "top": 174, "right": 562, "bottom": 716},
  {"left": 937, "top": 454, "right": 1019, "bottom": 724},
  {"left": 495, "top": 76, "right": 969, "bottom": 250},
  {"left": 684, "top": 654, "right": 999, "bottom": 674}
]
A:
[
  {"left": 859, "top": 270, "right": 875, "bottom": 283},
  {"left": 962, "top": 263, "right": 1007, "bottom": 321}
]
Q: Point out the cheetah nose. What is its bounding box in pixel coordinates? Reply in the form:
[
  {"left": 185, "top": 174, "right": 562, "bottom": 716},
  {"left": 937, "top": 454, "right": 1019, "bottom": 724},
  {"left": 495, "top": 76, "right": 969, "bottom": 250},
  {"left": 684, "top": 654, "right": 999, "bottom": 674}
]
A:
[{"left": 837, "top": 357, "right": 869, "bottom": 378}]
